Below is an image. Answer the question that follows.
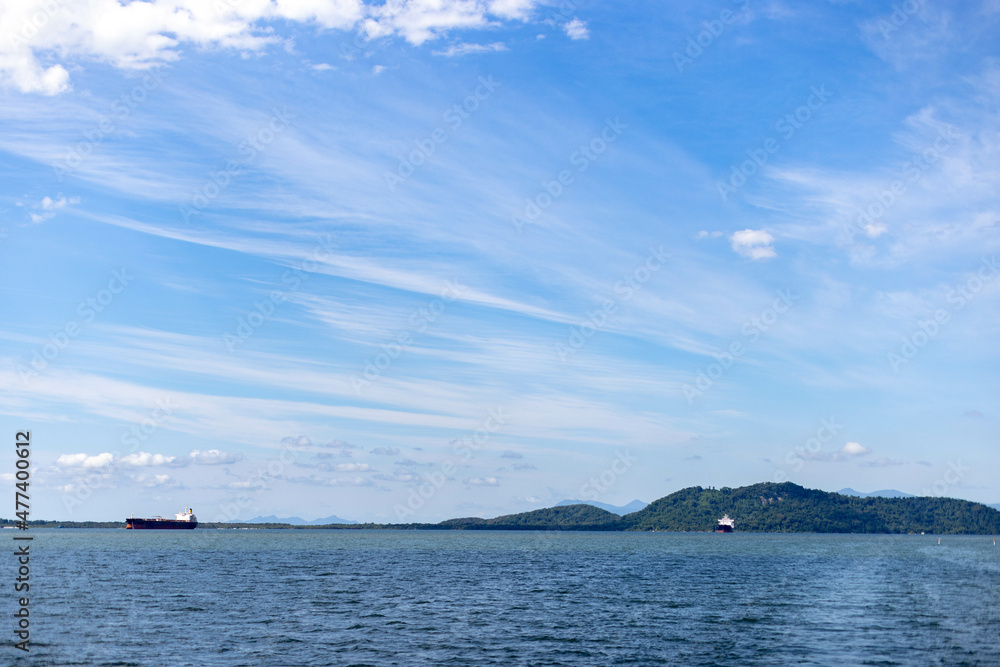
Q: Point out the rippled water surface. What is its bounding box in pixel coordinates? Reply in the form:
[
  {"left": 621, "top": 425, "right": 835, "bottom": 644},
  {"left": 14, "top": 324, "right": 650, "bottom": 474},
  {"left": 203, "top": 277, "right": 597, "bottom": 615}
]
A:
[{"left": 10, "top": 530, "right": 1000, "bottom": 666}]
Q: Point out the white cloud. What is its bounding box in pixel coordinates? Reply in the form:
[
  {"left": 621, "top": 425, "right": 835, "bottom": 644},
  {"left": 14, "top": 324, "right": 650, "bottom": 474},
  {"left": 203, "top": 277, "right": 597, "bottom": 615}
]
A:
[
  {"left": 500, "top": 450, "right": 522, "bottom": 459},
  {"left": 864, "top": 221, "right": 888, "bottom": 238},
  {"left": 333, "top": 462, "right": 371, "bottom": 472},
  {"left": 281, "top": 435, "right": 313, "bottom": 448},
  {"left": 394, "top": 458, "right": 431, "bottom": 467},
  {"left": 130, "top": 473, "right": 175, "bottom": 487},
  {"left": 362, "top": 0, "right": 530, "bottom": 45},
  {"left": 465, "top": 476, "right": 500, "bottom": 486},
  {"left": 29, "top": 194, "right": 78, "bottom": 223},
  {"left": 841, "top": 441, "right": 870, "bottom": 456},
  {"left": 370, "top": 447, "right": 400, "bottom": 455},
  {"left": 805, "top": 441, "right": 873, "bottom": 462},
  {"left": 189, "top": 448, "right": 241, "bottom": 465},
  {"left": 487, "top": 0, "right": 534, "bottom": 20},
  {"left": 730, "top": 228, "right": 776, "bottom": 260},
  {"left": 287, "top": 474, "right": 374, "bottom": 487},
  {"left": 320, "top": 439, "right": 360, "bottom": 449},
  {"left": 55, "top": 452, "right": 114, "bottom": 469},
  {"left": 312, "top": 63, "right": 334, "bottom": 71},
  {"left": 328, "top": 476, "right": 373, "bottom": 486},
  {"left": 696, "top": 230, "right": 723, "bottom": 239},
  {"left": 41, "top": 195, "right": 73, "bottom": 210},
  {"left": 563, "top": 18, "right": 589, "bottom": 40},
  {"left": 432, "top": 41, "right": 507, "bottom": 57},
  {"left": 372, "top": 64, "right": 386, "bottom": 75},
  {"left": 373, "top": 471, "right": 419, "bottom": 482},
  {"left": 119, "top": 452, "right": 177, "bottom": 467},
  {"left": 0, "top": 0, "right": 537, "bottom": 93}
]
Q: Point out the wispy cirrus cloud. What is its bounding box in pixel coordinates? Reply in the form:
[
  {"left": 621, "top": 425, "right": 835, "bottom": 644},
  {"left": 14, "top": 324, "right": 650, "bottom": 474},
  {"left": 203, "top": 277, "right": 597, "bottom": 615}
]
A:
[{"left": 432, "top": 41, "right": 507, "bottom": 57}]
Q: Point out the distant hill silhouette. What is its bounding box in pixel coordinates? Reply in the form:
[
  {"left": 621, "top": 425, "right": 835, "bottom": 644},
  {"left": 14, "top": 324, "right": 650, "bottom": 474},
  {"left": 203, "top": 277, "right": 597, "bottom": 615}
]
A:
[
  {"left": 236, "top": 514, "right": 357, "bottom": 525},
  {"left": 838, "top": 487, "right": 914, "bottom": 498},
  {"left": 439, "top": 504, "right": 621, "bottom": 530},
  {"left": 554, "top": 499, "right": 647, "bottom": 515}
]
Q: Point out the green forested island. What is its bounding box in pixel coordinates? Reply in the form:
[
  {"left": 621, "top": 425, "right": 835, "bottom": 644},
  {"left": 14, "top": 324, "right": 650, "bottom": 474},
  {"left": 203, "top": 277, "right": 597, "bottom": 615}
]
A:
[
  {"left": 454, "top": 482, "right": 1000, "bottom": 534},
  {"left": 8, "top": 482, "right": 1000, "bottom": 533},
  {"left": 634, "top": 482, "right": 1000, "bottom": 534}
]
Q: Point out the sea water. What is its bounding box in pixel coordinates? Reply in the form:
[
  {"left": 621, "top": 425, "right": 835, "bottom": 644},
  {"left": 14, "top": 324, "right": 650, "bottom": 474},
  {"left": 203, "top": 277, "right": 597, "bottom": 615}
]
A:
[{"left": 7, "top": 530, "right": 1000, "bottom": 666}]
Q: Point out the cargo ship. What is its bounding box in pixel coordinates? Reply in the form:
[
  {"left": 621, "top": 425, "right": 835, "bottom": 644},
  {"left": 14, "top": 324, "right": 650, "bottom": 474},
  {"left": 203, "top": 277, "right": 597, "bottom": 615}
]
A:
[
  {"left": 715, "top": 514, "right": 734, "bottom": 533},
  {"left": 126, "top": 508, "right": 198, "bottom": 530}
]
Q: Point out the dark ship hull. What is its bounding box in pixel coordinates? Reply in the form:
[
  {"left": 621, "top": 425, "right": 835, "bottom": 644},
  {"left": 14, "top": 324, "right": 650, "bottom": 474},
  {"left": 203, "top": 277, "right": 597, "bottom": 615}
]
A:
[
  {"left": 714, "top": 525, "right": 733, "bottom": 533},
  {"left": 126, "top": 518, "right": 197, "bottom": 530}
]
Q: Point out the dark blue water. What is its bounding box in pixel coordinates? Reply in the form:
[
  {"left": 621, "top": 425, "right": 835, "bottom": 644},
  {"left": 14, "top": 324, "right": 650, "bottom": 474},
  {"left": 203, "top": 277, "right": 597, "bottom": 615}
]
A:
[{"left": 7, "top": 530, "right": 1000, "bottom": 666}]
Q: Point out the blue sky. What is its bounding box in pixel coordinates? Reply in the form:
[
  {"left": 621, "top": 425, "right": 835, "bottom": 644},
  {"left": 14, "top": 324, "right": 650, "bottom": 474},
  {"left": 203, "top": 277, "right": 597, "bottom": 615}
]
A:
[{"left": 1, "top": 0, "right": 998, "bottom": 522}]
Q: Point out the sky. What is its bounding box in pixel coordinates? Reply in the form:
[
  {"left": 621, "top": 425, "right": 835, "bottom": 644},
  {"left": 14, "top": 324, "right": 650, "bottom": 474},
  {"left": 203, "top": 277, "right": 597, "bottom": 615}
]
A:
[{"left": 1, "top": 0, "right": 998, "bottom": 523}]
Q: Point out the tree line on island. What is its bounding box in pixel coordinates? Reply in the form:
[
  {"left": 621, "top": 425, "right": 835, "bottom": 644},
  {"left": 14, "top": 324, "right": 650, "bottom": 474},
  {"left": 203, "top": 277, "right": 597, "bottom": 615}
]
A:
[
  {"left": 436, "top": 482, "right": 1000, "bottom": 534},
  {"left": 11, "top": 482, "right": 1000, "bottom": 533}
]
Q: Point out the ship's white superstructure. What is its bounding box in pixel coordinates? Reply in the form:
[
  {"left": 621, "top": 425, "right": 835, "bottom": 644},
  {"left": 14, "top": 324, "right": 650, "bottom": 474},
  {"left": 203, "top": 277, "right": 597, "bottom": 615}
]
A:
[{"left": 174, "top": 508, "right": 197, "bottom": 522}]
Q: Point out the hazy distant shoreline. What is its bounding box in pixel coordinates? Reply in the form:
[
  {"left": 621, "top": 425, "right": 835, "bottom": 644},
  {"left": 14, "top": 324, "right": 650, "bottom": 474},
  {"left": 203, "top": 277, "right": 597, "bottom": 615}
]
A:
[{"left": 10, "top": 482, "right": 1000, "bottom": 534}]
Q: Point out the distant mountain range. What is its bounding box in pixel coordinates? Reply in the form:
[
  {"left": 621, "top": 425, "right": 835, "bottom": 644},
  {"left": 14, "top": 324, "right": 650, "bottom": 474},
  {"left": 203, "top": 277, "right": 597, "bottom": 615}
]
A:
[
  {"left": 837, "top": 488, "right": 915, "bottom": 498},
  {"left": 235, "top": 514, "right": 357, "bottom": 525},
  {"left": 433, "top": 483, "right": 1000, "bottom": 534},
  {"left": 554, "top": 499, "right": 648, "bottom": 515}
]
